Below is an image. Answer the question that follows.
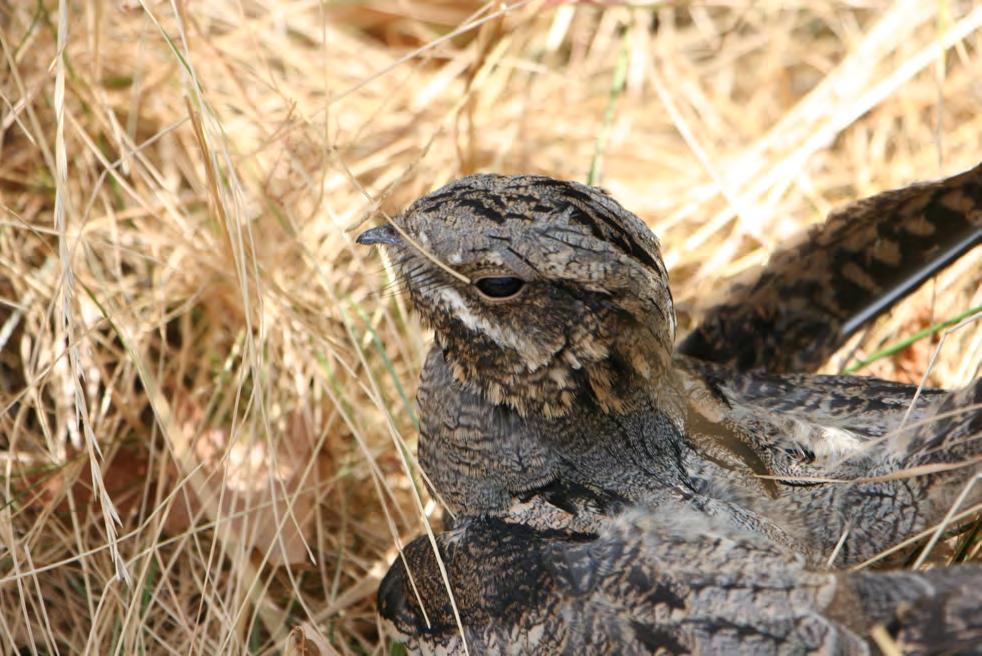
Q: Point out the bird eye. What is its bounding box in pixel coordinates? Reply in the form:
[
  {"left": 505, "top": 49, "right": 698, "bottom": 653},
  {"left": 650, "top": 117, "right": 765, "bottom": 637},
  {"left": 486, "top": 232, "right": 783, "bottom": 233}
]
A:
[{"left": 474, "top": 276, "right": 525, "bottom": 299}]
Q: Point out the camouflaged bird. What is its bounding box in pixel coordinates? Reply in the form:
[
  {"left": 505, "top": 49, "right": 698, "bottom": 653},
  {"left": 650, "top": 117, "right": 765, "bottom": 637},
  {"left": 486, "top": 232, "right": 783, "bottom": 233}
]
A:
[
  {"left": 378, "top": 505, "right": 982, "bottom": 655},
  {"left": 359, "top": 167, "right": 982, "bottom": 653},
  {"left": 359, "top": 167, "right": 982, "bottom": 566}
]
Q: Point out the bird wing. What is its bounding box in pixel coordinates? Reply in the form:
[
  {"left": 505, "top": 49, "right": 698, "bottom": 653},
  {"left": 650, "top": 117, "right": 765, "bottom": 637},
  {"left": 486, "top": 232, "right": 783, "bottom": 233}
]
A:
[{"left": 678, "top": 162, "right": 982, "bottom": 373}]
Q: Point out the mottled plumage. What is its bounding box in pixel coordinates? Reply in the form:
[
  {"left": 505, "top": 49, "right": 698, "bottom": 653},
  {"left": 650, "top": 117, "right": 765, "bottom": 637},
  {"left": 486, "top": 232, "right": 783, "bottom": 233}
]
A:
[
  {"left": 360, "top": 171, "right": 981, "bottom": 561},
  {"left": 359, "top": 168, "right": 982, "bottom": 653},
  {"left": 679, "top": 163, "right": 982, "bottom": 372},
  {"left": 363, "top": 175, "right": 679, "bottom": 419},
  {"left": 379, "top": 507, "right": 982, "bottom": 655}
]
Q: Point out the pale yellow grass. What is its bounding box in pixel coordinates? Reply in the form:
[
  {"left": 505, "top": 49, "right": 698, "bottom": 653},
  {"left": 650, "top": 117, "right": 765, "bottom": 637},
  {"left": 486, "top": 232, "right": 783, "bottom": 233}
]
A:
[{"left": 0, "top": 1, "right": 979, "bottom": 654}]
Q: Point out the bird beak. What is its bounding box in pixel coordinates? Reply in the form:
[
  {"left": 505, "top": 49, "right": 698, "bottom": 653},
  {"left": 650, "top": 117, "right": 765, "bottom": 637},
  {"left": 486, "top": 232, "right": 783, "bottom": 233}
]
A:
[{"left": 356, "top": 224, "right": 400, "bottom": 246}]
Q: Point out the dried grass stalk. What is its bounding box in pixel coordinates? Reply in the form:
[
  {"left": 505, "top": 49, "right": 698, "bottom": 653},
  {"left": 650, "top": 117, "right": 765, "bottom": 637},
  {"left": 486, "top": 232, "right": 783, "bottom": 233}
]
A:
[{"left": 0, "top": 1, "right": 979, "bottom": 652}]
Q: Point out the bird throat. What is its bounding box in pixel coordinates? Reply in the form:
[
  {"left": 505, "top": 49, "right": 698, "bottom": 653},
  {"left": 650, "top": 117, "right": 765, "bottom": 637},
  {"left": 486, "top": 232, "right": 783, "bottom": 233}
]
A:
[{"left": 438, "top": 327, "right": 686, "bottom": 425}]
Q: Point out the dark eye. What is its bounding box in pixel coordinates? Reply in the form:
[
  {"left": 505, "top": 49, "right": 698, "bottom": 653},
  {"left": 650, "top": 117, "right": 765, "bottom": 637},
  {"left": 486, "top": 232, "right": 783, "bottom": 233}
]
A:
[{"left": 474, "top": 276, "right": 525, "bottom": 299}]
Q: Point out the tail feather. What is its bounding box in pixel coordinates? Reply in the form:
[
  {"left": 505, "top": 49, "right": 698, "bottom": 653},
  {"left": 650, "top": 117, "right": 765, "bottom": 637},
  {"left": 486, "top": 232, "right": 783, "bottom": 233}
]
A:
[{"left": 679, "top": 162, "right": 982, "bottom": 372}]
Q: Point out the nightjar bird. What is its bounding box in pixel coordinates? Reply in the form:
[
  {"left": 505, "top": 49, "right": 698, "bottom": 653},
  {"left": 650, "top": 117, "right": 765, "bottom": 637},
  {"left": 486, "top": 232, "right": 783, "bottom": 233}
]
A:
[
  {"left": 359, "top": 165, "right": 981, "bottom": 653},
  {"left": 378, "top": 504, "right": 982, "bottom": 654}
]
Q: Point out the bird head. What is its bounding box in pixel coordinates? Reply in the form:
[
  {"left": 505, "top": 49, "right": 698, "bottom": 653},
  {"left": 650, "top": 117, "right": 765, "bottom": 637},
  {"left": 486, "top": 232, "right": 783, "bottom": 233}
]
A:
[
  {"left": 376, "top": 519, "right": 566, "bottom": 652},
  {"left": 358, "top": 174, "right": 678, "bottom": 418}
]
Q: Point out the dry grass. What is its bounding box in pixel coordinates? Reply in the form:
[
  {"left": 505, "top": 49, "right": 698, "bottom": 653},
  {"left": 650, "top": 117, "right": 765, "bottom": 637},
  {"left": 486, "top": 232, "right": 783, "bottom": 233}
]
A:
[{"left": 0, "top": 1, "right": 980, "bottom": 653}]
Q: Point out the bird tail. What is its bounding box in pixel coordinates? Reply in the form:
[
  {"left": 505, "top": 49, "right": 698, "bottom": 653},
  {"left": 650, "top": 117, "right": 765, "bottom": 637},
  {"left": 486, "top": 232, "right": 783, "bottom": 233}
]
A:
[{"left": 679, "top": 162, "right": 982, "bottom": 373}]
